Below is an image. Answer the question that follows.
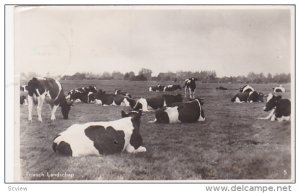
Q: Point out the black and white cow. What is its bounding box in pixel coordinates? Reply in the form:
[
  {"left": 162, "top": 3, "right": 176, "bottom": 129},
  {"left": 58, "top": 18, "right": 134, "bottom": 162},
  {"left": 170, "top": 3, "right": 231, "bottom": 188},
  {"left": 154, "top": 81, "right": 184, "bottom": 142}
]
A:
[
  {"left": 149, "top": 98, "right": 205, "bottom": 123},
  {"left": 126, "top": 94, "right": 183, "bottom": 112},
  {"left": 258, "top": 93, "right": 291, "bottom": 121},
  {"left": 67, "top": 86, "right": 97, "bottom": 103},
  {"left": 90, "top": 90, "right": 130, "bottom": 106},
  {"left": 114, "top": 89, "right": 132, "bottom": 98},
  {"left": 163, "top": 84, "right": 181, "bottom": 92},
  {"left": 239, "top": 84, "right": 254, "bottom": 93},
  {"left": 184, "top": 78, "right": 197, "bottom": 99},
  {"left": 273, "top": 85, "right": 286, "bottom": 93},
  {"left": 231, "top": 91, "right": 264, "bottom": 103},
  {"left": 52, "top": 110, "right": 146, "bottom": 157},
  {"left": 149, "top": 85, "right": 165, "bottom": 92},
  {"left": 27, "top": 77, "right": 72, "bottom": 121}
]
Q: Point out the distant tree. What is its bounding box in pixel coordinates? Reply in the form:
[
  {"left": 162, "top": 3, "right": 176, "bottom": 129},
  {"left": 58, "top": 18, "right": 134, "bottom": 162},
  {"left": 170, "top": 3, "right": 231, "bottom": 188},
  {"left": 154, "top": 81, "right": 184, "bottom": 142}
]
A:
[
  {"left": 112, "top": 71, "right": 124, "bottom": 80},
  {"left": 138, "top": 68, "right": 152, "bottom": 80},
  {"left": 124, "top": 71, "right": 135, "bottom": 80}
]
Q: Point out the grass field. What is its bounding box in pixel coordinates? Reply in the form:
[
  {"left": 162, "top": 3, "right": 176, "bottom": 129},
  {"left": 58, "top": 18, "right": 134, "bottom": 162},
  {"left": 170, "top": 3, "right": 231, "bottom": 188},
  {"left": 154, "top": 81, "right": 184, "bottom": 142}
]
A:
[{"left": 19, "top": 80, "right": 292, "bottom": 181}]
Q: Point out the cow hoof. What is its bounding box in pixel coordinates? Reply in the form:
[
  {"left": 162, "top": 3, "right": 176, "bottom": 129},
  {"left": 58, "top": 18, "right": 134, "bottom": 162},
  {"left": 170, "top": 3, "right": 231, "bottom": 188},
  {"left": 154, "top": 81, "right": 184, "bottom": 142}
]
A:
[
  {"left": 136, "top": 146, "right": 147, "bottom": 153},
  {"left": 38, "top": 118, "right": 43, "bottom": 122}
]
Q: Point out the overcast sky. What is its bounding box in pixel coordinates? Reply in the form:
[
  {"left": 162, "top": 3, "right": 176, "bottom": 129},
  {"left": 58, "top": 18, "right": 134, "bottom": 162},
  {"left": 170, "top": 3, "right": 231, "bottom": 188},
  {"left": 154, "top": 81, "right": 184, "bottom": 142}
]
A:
[{"left": 14, "top": 6, "right": 293, "bottom": 77}]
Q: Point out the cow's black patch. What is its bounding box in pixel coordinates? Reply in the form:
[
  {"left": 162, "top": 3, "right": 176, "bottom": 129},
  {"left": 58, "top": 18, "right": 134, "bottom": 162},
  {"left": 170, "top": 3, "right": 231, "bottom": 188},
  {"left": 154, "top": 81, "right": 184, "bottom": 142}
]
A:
[
  {"left": 84, "top": 125, "right": 125, "bottom": 155},
  {"left": 163, "top": 94, "right": 183, "bottom": 106},
  {"left": 177, "top": 100, "right": 201, "bottom": 123},
  {"left": 55, "top": 141, "right": 73, "bottom": 156},
  {"left": 155, "top": 109, "right": 170, "bottom": 123},
  {"left": 146, "top": 97, "right": 165, "bottom": 109}
]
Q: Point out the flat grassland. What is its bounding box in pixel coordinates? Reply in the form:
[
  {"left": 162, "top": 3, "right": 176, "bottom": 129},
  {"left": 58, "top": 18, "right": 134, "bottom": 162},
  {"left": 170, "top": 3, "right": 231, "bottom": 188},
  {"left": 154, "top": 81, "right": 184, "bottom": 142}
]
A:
[{"left": 19, "top": 80, "right": 292, "bottom": 181}]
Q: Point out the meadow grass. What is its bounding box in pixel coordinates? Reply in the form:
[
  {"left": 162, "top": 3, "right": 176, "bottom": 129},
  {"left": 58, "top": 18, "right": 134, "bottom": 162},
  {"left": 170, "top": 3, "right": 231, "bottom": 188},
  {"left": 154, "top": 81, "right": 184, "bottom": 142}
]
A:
[{"left": 19, "top": 80, "right": 291, "bottom": 180}]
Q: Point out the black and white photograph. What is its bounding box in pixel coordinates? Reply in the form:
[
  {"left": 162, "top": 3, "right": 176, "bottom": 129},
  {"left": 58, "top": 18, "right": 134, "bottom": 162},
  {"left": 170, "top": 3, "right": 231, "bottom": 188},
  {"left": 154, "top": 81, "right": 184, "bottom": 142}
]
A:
[{"left": 7, "top": 5, "right": 295, "bottom": 182}]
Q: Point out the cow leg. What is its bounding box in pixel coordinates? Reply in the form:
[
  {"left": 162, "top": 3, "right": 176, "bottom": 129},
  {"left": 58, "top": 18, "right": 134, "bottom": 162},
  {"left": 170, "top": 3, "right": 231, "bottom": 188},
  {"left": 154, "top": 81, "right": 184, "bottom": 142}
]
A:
[
  {"left": 28, "top": 95, "right": 34, "bottom": 121},
  {"left": 258, "top": 109, "right": 275, "bottom": 120},
  {"left": 185, "top": 87, "right": 187, "bottom": 98},
  {"left": 270, "top": 114, "right": 276, "bottom": 121},
  {"left": 51, "top": 105, "right": 59, "bottom": 121},
  {"left": 37, "top": 94, "right": 45, "bottom": 122}
]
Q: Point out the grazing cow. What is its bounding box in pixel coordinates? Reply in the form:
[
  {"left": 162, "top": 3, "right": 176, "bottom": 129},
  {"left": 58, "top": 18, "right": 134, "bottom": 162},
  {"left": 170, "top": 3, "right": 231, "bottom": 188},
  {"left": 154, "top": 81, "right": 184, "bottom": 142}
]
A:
[
  {"left": 67, "top": 86, "right": 97, "bottom": 103},
  {"left": 52, "top": 110, "right": 146, "bottom": 157},
  {"left": 90, "top": 90, "right": 130, "bottom": 106},
  {"left": 149, "top": 85, "right": 165, "bottom": 92},
  {"left": 184, "top": 78, "right": 197, "bottom": 99},
  {"left": 163, "top": 84, "right": 181, "bottom": 92},
  {"left": 27, "top": 77, "right": 72, "bottom": 121},
  {"left": 231, "top": 91, "right": 264, "bottom": 103},
  {"left": 114, "top": 89, "right": 132, "bottom": 98},
  {"left": 258, "top": 93, "right": 291, "bottom": 121},
  {"left": 149, "top": 98, "right": 205, "bottom": 123},
  {"left": 127, "top": 94, "right": 183, "bottom": 112},
  {"left": 216, "top": 86, "right": 228, "bottom": 90},
  {"left": 239, "top": 85, "right": 254, "bottom": 93},
  {"left": 273, "top": 85, "right": 286, "bottom": 93}
]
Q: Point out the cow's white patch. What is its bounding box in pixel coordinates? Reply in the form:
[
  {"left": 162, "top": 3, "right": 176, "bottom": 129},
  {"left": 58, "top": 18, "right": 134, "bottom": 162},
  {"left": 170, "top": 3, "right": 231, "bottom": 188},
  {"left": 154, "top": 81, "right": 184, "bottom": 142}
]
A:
[
  {"left": 195, "top": 99, "right": 205, "bottom": 121},
  {"left": 122, "top": 98, "right": 130, "bottom": 107},
  {"left": 55, "top": 117, "right": 135, "bottom": 156},
  {"left": 95, "top": 99, "right": 102, "bottom": 105},
  {"left": 277, "top": 116, "right": 290, "bottom": 122},
  {"left": 149, "top": 87, "right": 152, "bottom": 91},
  {"left": 54, "top": 80, "right": 62, "bottom": 101},
  {"left": 138, "top": 98, "right": 148, "bottom": 111},
  {"left": 66, "top": 95, "right": 70, "bottom": 100},
  {"left": 36, "top": 77, "right": 46, "bottom": 80},
  {"left": 242, "top": 85, "right": 254, "bottom": 93},
  {"left": 234, "top": 97, "right": 243, "bottom": 103},
  {"left": 74, "top": 99, "right": 81, "bottom": 103},
  {"left": 112, "top": 101, "right": 117, "bottom": 106},
  {"left": 165, "top": 107, "right": 180, "bottom": 123},
  {"left": 266, "top": 93, "right": 273, "bottom": 102},
  {"left": 163, "top": 100, "right": 167, "bottom": 107}
]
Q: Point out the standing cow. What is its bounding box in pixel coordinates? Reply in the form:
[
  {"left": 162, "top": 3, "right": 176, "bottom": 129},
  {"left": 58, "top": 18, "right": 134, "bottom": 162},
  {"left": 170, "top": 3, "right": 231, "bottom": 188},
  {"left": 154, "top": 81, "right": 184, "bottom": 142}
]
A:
[
  {"left": 27, "top": 77, "right": 72, "bottom": 121},
  {"left": 184, "top": 78, "right": 197, "bottom": 99}
]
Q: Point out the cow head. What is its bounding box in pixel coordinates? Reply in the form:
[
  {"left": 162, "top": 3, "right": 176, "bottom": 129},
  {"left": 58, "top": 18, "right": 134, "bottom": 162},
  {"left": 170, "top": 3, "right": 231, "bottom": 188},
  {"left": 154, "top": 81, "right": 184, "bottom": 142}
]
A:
[
  {"left": 27, "top": 77, "right": 45, "bottom": 96},
  {"left": 264, "top": 93, "right": 281, "bottom": 112},
  {"left": 61, "top": 100, "right": 73, "bottom": 119}
]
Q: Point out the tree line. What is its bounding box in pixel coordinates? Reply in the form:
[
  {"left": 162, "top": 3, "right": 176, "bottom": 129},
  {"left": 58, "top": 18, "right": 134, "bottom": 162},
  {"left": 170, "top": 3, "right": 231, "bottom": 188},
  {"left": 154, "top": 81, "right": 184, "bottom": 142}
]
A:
[{"left": 20, "top": 68, "right": 291, "bottom": 84}]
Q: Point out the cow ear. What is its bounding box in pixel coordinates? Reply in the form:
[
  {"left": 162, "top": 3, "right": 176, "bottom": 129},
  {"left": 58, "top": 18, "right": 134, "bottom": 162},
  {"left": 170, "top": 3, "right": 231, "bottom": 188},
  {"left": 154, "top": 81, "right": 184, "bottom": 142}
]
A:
[{"left": 121, "top": 110, "right": 127, "bottom": 118}]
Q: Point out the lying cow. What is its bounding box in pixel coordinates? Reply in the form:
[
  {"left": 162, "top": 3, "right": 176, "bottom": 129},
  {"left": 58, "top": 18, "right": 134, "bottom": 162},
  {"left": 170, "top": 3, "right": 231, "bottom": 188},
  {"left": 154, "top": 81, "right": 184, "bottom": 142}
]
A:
[
  {"left": 126, "top": 94, "right": 183, "bottom": 111},
  {"left": 52, "top": 110, "right": 146, "bottom": 157},
  {"left": 184, "top": 78, "right": 197, "bottom": 99},
  {"left": 216, "top": 86, "right": 228, "bottom": 90},
  {"left": 149, "top": 85, "right": 165, "bottom": 92},
  {"left": 258, "top": 93, "right": 291, "bottom": 122},
  {"left": 67, "top": 85, "right": 97, "bottom": 103},
  {"left": 164, "top": 84, "right": 181, "bottom": 92},
  {"left": 231, "top": 91, "right": 264, "bottom": 103},
  {"left": 27, "top": 77, "right": 72, "bottom": 121},
  {"left": 90, "top": 90, "right": 130, "bottom": 106},
  {"left": 273, "top": 85, "right": 286, "bottom": 93},
  {"left": 239, "top": 84, "right": 254, "bottom": 93},
  {"left": 149, "top": 98, "right": 205, "bottom": 123}
]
